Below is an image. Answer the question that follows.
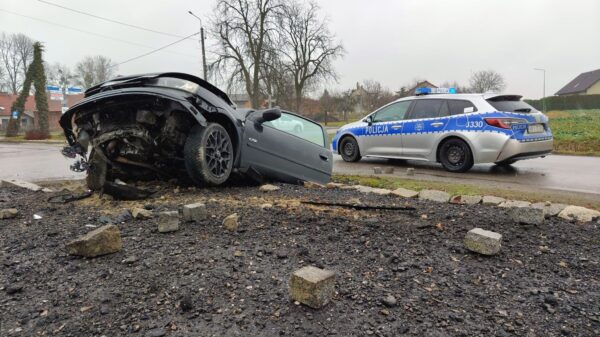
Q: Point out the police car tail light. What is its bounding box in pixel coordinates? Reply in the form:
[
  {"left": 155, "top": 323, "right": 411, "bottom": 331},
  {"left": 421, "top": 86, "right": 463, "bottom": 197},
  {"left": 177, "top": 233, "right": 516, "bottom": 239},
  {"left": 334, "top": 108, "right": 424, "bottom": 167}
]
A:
[{"left": 484, "top": 118, "right": 527, "bottom": 129}]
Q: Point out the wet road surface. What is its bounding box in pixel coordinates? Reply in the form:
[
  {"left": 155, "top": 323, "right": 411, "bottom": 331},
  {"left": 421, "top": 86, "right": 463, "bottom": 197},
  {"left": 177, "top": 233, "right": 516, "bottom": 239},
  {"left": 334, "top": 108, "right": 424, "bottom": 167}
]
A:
[{"left": 0, "top": 143, "right": 598, "bottom": 196}]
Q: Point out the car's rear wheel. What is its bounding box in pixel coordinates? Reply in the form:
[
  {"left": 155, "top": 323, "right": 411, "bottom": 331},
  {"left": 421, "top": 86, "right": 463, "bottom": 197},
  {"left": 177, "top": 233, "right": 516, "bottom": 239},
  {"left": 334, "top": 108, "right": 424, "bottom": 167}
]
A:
[
  {"left": 184, "top": 123, "right": 233, "bottom": 186},
  {"left": 340, "top": 136, "right": 361, "bottom": 162},
  {"left": 439, "top": 138, "right": 473, "bottom": 172}
]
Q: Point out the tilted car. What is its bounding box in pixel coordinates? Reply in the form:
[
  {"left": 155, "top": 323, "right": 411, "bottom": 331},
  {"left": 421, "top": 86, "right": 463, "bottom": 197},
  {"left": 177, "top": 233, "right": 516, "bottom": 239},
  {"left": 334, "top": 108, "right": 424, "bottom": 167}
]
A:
[
  {"left": 60, "top": 73, "right": 332, "bottom": 191},
  {"left": 332, "top": 89, "right": 553, "bottom": 172}
]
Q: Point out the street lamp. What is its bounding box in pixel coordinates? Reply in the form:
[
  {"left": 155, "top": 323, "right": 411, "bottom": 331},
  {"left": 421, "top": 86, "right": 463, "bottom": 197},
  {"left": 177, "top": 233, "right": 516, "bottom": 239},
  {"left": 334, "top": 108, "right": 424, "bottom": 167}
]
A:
[
  {"left": 534, "top": 68, "right": 546, "bottom": 113},
  {"left": 188, "top": 10, "right": 208, "bottom": 80}
]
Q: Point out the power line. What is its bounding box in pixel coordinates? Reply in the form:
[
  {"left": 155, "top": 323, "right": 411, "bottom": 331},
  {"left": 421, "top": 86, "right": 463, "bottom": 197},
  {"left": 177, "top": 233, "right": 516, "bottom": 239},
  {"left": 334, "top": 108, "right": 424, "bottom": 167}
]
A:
[
  {"left": 37, "top": 0, "right": 198, "bottom": 40},
  {"left": 113, "top": 32, "right": 199, "bottom": 68},
  {"left": 0, "top": 9, "right": 198, "bottom": 59}
]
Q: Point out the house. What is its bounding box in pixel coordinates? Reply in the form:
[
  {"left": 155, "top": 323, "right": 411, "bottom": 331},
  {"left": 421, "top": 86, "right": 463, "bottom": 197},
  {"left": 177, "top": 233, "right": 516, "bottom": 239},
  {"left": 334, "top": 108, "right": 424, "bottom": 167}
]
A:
[
  {"left": 228, "top": 93, "right": 253, "bottom": 109},
  {"left": 555, "top": 68, "right": 600, "bottom": 96},
  {"left": 397, "top": 81, "right": 438, "bottom": 97},
  {"left": 0, "top": 93, "right": 84, "bottom": 132}
]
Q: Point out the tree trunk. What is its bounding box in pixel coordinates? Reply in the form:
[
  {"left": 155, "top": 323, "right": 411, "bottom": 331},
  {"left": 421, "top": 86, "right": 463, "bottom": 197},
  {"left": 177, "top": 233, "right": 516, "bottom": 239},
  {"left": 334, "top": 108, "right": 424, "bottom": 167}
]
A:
[
  {"left": 295, "top": 88, "right": 302, "bottom": 114},
  {"left": 5, "top": 115, "right": 21, "bottom": 137}
]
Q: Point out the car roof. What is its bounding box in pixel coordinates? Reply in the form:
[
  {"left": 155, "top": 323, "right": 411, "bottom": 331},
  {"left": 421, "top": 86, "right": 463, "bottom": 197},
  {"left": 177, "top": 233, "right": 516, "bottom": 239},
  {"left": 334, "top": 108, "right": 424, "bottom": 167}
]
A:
[{"left": 395, "top": 93, "right": 523, "bottom": 101}]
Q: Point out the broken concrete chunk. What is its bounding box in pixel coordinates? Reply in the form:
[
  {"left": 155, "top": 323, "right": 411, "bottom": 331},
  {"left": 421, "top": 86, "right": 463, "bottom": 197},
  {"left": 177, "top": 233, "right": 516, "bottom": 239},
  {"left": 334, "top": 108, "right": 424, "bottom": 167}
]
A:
[
  {"left": 499, "top": 200, "right": 531, "bottom": 208},
  {"left": 223, "top": 213, "right": 239, "bottom": 231},
  {"left": 558, "top": 206, "right": 600, "bottom": 223},
  {"left": 390, "top": 187, "right": 419, "bottom": 198},
  {"left": 418, "top": 189, "right": 450, "bottom": 203},
  {"left": 406, "top": 168, "right": 415, "bottom": 176},
  {"left": 183, "top": 203, "right": 207, "bottom": 222},
  {"left": 482, "top": 196, "right": 506, "bottom": 206},
  {"left": 303, "top": 181, "right": 323, "bottom": 189},
  {"left": 158, "top": 211, "right": 179, "bottom": 233},
  {"left": 0, "top": 208, "right": 18, "bottom": 219},
  {"left": 289, "top": 266, "right": 336, "bottom": 309},
  {"left": 66, "top": 225, "right": 122, "bottom": 257},
  {"left": 373, "top": 167, "right": 382, "bottom": 174},
  {"left": 131, "top": 208, "right": 153, "bottom": 220},
  {"left": 531, "top": 202, "right": 567, "bottom": 218},
  {"left": 464, "top": 228, "right": 502, "bottom": 256},
  {"left": 508, "top": 206, "right": 545, "bottom": 225},
  {"left": 259, "top": 184, "right": 280, "bottom": 192},
  {"left": 0, "top": 179, "right": 42, "bottom": 191},
  {"left": 383, "top": 167, "right": 394, "bottom": 174},
  {"left": 325, "top": 182, "right": 345, "bottom": 189},
  {"left": 352, "top": 185, "right": 391, "bottom": 195},
  {"left": 450, "top": 195, "right": 482, "bottom": 205}
]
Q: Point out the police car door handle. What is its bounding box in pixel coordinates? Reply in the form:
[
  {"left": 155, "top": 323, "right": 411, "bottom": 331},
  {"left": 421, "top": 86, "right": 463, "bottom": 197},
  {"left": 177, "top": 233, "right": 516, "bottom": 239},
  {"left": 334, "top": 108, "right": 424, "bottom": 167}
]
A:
[
  {"left": 431, "top": 122, "right": 444, "bottom": 127},
  {"left": 391, "top": 125, "right": 402, "bottom": 129}
]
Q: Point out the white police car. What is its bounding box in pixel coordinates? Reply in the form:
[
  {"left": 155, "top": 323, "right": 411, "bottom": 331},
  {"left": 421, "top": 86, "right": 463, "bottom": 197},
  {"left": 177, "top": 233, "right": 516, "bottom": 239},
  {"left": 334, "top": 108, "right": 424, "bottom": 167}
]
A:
[{"left": 331, "top": 88, "right": 553, "bottom": 172}]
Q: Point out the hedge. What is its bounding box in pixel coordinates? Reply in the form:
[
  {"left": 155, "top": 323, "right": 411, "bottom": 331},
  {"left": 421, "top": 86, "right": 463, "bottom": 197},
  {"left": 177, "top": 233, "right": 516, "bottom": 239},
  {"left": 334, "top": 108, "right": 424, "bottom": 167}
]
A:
[{"left": 525, "top": 94, "right": 600, "bottom": 111}]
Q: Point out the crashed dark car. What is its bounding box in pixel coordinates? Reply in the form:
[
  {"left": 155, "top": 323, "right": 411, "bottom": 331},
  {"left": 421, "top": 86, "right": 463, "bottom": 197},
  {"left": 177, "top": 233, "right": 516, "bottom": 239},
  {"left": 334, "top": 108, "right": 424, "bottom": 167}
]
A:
[{"left": 60, "top": 73, "right": 333, "bottom": 192}]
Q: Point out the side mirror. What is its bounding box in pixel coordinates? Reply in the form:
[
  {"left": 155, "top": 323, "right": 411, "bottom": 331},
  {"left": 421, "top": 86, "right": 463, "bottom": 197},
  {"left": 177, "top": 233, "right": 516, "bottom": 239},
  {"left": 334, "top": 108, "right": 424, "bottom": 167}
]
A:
[
  {"left": 364, "top": 115, "right": 373, "bottom": 125},
  {"left": 256, "top": 108, "right": 281, "bottom": 123}
]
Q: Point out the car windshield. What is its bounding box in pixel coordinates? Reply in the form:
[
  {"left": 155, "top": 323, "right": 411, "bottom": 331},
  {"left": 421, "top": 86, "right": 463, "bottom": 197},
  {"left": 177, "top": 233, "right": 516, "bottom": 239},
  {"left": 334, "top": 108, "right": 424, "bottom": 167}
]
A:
[{"left": 486, "top": 97, "right": 537, "bottom": 113}]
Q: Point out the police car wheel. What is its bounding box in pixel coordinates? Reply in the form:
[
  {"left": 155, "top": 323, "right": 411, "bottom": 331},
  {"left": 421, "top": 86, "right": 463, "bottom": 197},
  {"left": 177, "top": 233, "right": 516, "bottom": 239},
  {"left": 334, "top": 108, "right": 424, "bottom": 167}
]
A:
[
  {"left": 340, "top": 137, "right": 361, "bottom": 162},
  {"left": 439, "top": 139, "right": 473, "bottom": 173}
]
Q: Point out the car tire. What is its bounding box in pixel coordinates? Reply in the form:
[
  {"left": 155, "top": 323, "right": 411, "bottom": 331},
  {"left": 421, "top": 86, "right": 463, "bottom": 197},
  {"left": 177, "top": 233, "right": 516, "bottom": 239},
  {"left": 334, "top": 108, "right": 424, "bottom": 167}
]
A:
[
  {"left": 86, "top": 149, "right": 107, "bottom": 190},
  {"left": 340, "top": 136, "right": 361, "bottom": 162},
  {"left": 439, "top": 138, "right": 474, "bottom": 172},
  {"left": 184, "top": 123, "right": 234, "bottom": 186}
]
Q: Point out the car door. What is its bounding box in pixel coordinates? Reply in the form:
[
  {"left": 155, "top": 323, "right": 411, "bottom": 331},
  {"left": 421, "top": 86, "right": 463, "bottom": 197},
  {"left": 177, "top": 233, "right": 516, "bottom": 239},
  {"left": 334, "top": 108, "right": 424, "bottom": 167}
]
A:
[
  {"left": 361, "top": 100, "right": 412, "bottom": 158},
  {"left": 240, "top": 111, "right": 332, "bottom": 185},
  {"left": 401, "top": 99, "right": 450, "bottom": 159}
]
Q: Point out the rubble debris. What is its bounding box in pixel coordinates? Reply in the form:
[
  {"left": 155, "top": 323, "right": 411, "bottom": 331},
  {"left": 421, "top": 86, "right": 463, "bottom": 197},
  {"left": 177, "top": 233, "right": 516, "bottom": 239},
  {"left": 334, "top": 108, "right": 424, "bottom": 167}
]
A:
[
  {"left": 351, "top": 185, "right": 391, "bottom": 195},
  {"left": 531, "top": 202, "right": 567, "bottom": 218},
  {"left": 373, "top": 167, "right": 382, "bottom": 174},
  {"left": 259, "top": 184, "right": 280, "bottom": 192},
  {"left": 66, "top": 225, "right": 123, "bottom": 258},
  {"left": 303, "top": 181, "right": 324, "bottom": 189},
  {"left": 382, "top": 295, "right": 397, "bottom": 307},
  {"left": 33, "top": 214, "right": 42, "bottom": 220},
  {"left": 131, "top": 208, "right": 153, "bottom": 220},
  {"left": 508, "top": 206, "right": 545, "bottom": 225},
  {"left": 47, "top": 190, "right": 93, "bottom": 204},
  {"left": 157, "top": 211, "right": 179, "bottom": 233},
  {"left": 499, "top": 200, "right": 531, "bottom": 208},
  {"left": 0, "top": 208, "right": 18, "bottom": 219},
  {"left": 464, "top": 228, "right": 502, "bottom": 256},
  {"left": 0, "top": 179, "right": 42, "bottom": 191},
  {"left": 558, "top": 205, "right": 600, "bottom": 223},
  {"left": 102, "top": 181, "right": 153, "bottom": 201},
  {"left": 183, "top": 203, "right": 207, "bottom": 222},
  {"left": 301, "top": 200, "right": 415, "bottom": 211},
  {"left": 223, "top": 213, "right": 239, "bottom": 231},
  {"left": 406, "top": 168, "right": 415, "bottom": 176},
  {"left": 383, "top": 167, "right": 394, "bottom": 174},
  {"left": 391, "top": 187, "right": 419, "bottom": 198},
  {"left": 450, "top": 195, "right": 482, "bottom": 205},
  {"left": 482, "top": 195, "right": 506, "bottom": 206},
  {"left": 289, "top": 266, "right": 336, "bottom": 309},
  {"left": 418, "top": 189, "right": 450, "bottom": 203},
  {"left": 325, "top": 182, "right": 345, "bottom": 189},
  {"left": 260, "top": 203, "right": 273, "bottom": 209}
]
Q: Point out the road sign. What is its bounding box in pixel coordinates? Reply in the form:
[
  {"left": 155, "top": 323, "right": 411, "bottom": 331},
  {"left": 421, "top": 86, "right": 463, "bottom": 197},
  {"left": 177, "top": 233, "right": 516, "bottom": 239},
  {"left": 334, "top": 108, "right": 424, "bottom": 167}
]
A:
[
  {"left": 50, "top": 92, "right": 64, "bottom": 101},
  {"left": 67, "top": 87, "right": 82, "bottom": 94},
  {"left": 46, "top": 85, "right": 61, "bottom": 92},
  {"left": 11, "top": 110, "right": 18, "bottom": 119}
]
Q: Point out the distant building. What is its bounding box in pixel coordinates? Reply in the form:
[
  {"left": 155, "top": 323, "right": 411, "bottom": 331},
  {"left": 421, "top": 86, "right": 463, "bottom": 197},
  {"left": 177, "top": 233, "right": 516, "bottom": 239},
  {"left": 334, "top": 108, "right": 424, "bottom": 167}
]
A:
[
  {"left": 0, "top": 93, "right": 84, "bottom": 132},
  {"left": 397, "top": 81, "right": 438, "bottom": 97},
  {"left": 555, "top": 68, "right": 600, "bottom": 96},
  {"left": 228, "top": 93, "right": 252, "bottom": 109}
]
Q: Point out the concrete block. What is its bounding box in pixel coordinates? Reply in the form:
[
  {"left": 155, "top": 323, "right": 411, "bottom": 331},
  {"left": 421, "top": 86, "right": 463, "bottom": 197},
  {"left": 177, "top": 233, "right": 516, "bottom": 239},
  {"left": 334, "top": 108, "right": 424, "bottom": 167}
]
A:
[
  {"left": 391, "top": 187, "right": 419, "bottom": 198},
  {"left": 290, "top": 266, "right": 336, "bottom": 309},
  {"left": 158, "top": 211, "right": 179, "bottom": 233},
  {"left": 464, "top": 228, "right": 502, "bottom": 256},
  {"left": 66, "top": 225, "right": 122, "bottom": 257},
  {"left": 418, "top": 189, "right": 450, "bottom": 203},
  {"left": 183, "top": 203, "right": 207, "bottom": 222}
]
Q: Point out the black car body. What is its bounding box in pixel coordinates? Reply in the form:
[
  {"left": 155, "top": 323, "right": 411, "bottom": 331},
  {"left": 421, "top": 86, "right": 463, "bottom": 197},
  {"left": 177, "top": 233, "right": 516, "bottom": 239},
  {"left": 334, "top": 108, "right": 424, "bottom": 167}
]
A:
[{"left": 60, "top": 72, "right": 332, "bottom": 190}]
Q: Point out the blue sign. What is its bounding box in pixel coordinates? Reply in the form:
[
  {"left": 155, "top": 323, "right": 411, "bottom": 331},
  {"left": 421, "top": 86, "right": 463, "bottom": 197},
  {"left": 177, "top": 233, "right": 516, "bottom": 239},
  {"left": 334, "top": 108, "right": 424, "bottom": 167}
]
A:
[
  {"left": 46, "top": 85, "right": 61, "bottom": 92},
  {"left": 12, "top": 110, "right": 18, "bottom": 118},
  {"left": 67, "top": 87, "right": 83, "bottom": 94}
]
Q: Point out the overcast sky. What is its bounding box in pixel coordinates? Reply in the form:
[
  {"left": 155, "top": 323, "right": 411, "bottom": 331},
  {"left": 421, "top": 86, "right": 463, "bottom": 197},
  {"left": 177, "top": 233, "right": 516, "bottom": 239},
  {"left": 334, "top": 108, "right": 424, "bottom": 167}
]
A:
[{"left": 1, "top": 0, "right": 599, "bottom": 99}]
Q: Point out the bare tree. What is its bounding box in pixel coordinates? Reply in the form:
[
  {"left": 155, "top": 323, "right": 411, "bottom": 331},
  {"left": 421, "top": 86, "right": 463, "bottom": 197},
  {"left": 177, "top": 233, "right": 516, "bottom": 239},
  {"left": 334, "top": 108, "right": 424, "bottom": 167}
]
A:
[
  {"left": 469, "top": 70, "right": 506, "bottom": 93},
  {"left": 360, "top": 80, "right": 395, "bottom": 112},
  {"left": 0, "top": 33, "right": 34, "bottom": 94},
  {"left": 277, "top": 1, "right": 344, "bottom": 112},
  {"left": 211, "top": 0, "right": 282, "bottom": 108},
  {"left": 74, "top": 55, "right": 116, "bottom": 89}
]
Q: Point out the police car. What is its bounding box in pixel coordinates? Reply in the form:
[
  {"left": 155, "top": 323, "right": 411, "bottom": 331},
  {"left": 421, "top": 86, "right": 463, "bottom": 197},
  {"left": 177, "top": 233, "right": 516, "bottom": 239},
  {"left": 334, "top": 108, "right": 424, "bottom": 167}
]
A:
[{"left": 331, "top": 88, "right": 553, "bottom": 172}]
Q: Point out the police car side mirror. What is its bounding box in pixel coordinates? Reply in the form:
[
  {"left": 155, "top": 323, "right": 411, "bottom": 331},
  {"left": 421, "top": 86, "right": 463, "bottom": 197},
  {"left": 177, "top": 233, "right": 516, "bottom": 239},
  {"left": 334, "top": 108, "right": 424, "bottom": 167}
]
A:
[{"left": 364, "top": 116, "right": 373, "bottom": 125}]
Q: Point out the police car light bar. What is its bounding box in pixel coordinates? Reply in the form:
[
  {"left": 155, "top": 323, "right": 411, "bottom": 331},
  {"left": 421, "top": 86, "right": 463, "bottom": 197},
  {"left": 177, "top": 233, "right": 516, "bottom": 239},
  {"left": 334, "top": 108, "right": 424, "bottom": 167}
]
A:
[{"left": 415, "top": 87, "right": 456, "bottom": 95}]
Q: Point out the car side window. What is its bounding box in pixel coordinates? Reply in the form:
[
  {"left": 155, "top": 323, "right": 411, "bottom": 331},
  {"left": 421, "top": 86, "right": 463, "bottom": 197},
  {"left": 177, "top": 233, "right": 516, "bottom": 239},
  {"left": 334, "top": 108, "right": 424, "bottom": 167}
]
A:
[
  {"left": 447, "top": 100, "right": 478, "bottom": 115},
  {"left": 263, "top": 112, "right": 325, "bottom": 147},
  {"left": 407, "top": 99, "right": 445, "bottom": 119},
  {"left": 372, "top": 101, "right": 412, "bottom": 123}
]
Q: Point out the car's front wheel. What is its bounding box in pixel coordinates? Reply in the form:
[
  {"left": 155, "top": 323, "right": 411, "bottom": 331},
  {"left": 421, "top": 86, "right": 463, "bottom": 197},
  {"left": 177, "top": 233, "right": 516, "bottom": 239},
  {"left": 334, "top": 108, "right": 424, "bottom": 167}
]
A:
[
  {"left": 339, "top": 136, "right": 361, "bottom": 162},
  {"left": 184, "top": 123, "right": 234, "bottom": 186},
  {"left": 439, "top": 138, "right": 474, "bottom": 172}
]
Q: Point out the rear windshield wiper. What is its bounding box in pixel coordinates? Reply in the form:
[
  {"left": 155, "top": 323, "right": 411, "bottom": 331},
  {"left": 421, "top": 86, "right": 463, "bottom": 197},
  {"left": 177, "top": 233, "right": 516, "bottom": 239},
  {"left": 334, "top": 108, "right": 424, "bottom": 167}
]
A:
[{"left": 513, "top": 108, "right": 531, "bottom": 113}]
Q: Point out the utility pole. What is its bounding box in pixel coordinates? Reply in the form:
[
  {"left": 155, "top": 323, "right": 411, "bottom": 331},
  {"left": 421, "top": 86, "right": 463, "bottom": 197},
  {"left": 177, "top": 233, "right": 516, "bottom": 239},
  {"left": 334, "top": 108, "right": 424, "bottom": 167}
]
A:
[
  {"left": 534, "top": 68, "right": 546, "bottom": 113},
  {"left": 189, "top": 11, "right": 207, "bottom": 80}
]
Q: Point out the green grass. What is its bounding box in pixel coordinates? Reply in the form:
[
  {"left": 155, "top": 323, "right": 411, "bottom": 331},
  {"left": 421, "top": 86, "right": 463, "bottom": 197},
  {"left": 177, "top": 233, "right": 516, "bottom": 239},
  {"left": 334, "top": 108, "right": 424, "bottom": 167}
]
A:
[
  {"left": 1, "top": 131, "right": 64, "bottom": 142},
  {"left": 547, "top": 109, "right": 600, "bottom": 156}
]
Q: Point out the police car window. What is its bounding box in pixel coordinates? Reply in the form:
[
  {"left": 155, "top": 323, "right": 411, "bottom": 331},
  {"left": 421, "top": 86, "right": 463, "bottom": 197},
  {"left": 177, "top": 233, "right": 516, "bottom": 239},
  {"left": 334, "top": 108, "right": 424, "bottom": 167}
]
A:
[
  {"left": 408, "top": 99, "right": 445, "bottom": 119},
  {"left": 438, "top": 101, "right": 450, "bottom": 117},
  {"left": 372, "top": 101, "right": 411, "bottom": 123},
  {"left": 447, "top": 100, "right": 477, "bottom": 115}
]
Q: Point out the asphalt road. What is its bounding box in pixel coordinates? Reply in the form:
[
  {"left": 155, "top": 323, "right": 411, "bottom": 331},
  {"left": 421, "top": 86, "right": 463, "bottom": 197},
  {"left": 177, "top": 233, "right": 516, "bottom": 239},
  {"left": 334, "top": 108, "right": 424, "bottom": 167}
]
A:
[{"left": 0, "top": 142, "right": 599, "bottom": 196}]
